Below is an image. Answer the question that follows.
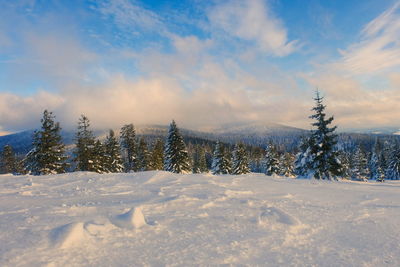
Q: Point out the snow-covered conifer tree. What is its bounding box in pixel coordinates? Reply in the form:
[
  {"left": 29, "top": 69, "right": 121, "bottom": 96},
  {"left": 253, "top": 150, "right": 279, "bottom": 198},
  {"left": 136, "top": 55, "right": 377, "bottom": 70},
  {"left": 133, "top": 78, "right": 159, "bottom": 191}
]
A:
[
  {"left": 278, "top": 152, "right": 295, "bottom": 177},
  {"left": 198, "top": 147, "right": 208, "bottom": 173},
  {"left": 0, "top": 145, "right": 18, "bottom": 174},
  {"left": 163, "top": 120, "right": 190, "bottom": 173},
  {"left": 264, "top": 142, "right": 280, "bottom": 176},
  {"left": 211, "top": 141, "right": 231, "bottom": 174},
  {"left": 337, "top": 151, "right": 351, "bottom": 179},
  {"left": 249, "top": 148, "right": 264, "bottom": 173},
  {"left": 369, "top": 151, "right": 384, "bottom": 181},
  {"left": 369, "top": 140, "right": 384, "bottom": 181},
  {"left": 232, "top": 143, "right": 250, "bottom": 175},
  {"left": 137, "top": 137, "right": 150, "bottom": 171},
  {"left": 294, "top": 137, "right": 315, "bottom": 178},
  {"left": 193, "top": 146, "right": 208, "bottom": 173},
  {"left": 350, "top": 147, "right": 369, "bottom": 181},
  {"left": 386, "top": 142, "right": 400, "bottom": 180},
  {"left": 297, "top": 91, "right": 341, "bottom": 179},
  {"left": 104, "top": 129, "right": 124, "bottom": 173},
  {"left": 92, "top": 140, "right": 107, "bottom": 173},
  {"left": 149, "top": 139, "right": 164, "bottom": 170},
  {"left": 25, "top": 110, "right": 68, "bottom": 175},
  {"left": 120, "top": 124, "right": 137, "bottom": 172},
  {"left": 74, "top": 115, "right": 97, "bottom": 172}
]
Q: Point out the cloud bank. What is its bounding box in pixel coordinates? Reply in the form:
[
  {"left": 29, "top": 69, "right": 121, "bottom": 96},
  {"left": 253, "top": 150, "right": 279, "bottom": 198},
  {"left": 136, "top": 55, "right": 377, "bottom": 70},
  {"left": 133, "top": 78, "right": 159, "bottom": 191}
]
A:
[{"left": 1, "top": 0, "right": 400, "bottom": 134}]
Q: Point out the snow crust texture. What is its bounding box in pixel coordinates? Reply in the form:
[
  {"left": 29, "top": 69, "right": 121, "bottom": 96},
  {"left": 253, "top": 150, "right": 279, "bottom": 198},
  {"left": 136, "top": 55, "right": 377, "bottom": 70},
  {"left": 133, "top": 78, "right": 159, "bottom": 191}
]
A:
[{"left": 1, "top": 171, "right": 400, "bottom": 266}]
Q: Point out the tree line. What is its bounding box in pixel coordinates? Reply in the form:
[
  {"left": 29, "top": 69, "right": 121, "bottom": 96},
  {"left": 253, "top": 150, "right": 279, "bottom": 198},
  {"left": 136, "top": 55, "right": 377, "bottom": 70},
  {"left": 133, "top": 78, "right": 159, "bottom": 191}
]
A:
[{"left": 1, "top": 91, "right": 399, "bottom": 180}]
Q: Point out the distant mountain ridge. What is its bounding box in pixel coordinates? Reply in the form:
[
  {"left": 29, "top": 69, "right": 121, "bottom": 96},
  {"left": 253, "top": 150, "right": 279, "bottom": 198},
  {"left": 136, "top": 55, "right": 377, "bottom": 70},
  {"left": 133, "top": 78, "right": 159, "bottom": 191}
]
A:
[
  {"left": 0, "top": 122, "right": 307, "bottom": 155},
  {"left": 2, "top": 122, "right": 400, "bottom": 156}
]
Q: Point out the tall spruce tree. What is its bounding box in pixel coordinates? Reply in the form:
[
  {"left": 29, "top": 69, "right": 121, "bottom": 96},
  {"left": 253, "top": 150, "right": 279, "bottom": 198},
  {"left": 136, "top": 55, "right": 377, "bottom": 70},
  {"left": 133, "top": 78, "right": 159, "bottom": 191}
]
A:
[
  {"left": 120, "top": 124, "right": 137, "bottom": 172},
  {"left": 350, "top": 147, "right": 369, "bottom": 181},
  {"left": 297, "top": 91, "right": 341, "bottom": 179},
  {"left": 249, "top": 147, "right": 264, "bottom": 173},
  {"left": 25, "top": 110, "right": 68, "bottom": 175},
  {"left": 211, "top": 141, "right": 231, "bottom": 174},
  {"left": 264, "top": 142, "right": 280, "bottom": 176},
  {"left": 369, "top": 140, "right": 384, "bottom": 181},
  {"left": 337, "top": 151, "right": 351, "bottom": 179},
  {"left": 92, "top": 140, "right": 108, "bottom": 173},
  {"left": 294, "top": 136, "right": 316, "bottom": 177},
  {"left": 149, "top": 139, "right": 164, "bottom": 170},
  {"left": 386, "top": 142, "right": 400, "bottom": 180},
  {"left": 279, "top": 152, "right": 295, "bottom": 177},
  {"left": 232, "top": 143, "right": 250, "bottom": 175},
  {"left": 192, "top": 146, "right": 208, "bottom": 173},
  {"left": 1, "top": 145, "right": 18, "bottom": 174},
  {"left": 369, "top": 151, "right": 384, "bottom": 181},
  {"left": 164, "top": 120, "right": 190, "bottom": 173},
  {"left": 104, "top": 130, "right": 124, "bottom": 173},
  {"left": 380, "top": 140, "right": 391, "bottom": 174},
  {"left": 74, "top": 115, "right": 97, "bottom": 172},
  {"left": 137, "top": 137, "right": 150, "bottom": 171}
]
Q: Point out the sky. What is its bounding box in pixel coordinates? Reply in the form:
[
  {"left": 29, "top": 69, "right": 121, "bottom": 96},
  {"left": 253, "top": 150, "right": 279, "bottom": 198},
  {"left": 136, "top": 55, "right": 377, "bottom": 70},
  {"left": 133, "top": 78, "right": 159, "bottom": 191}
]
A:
[{"left": 1, "top": 0, "right": 400, "bottom": 134}]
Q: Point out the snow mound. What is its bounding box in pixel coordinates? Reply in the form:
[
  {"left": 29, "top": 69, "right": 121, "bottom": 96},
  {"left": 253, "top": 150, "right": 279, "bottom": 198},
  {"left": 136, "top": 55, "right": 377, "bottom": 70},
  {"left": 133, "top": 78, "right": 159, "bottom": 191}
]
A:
[
  {"left": 224, "top": 189, "right": 253, "bottom": 197},
  {"left": 258, "top": 207, "right": 299, "bottom": 227},
  {"left": 111, "top": 207, "right": 147, "bottom": 229},
  {"left": 50, "top": 222, "right": 88, "bottom": 249},
  {"left": 144, "top": 171, "right": 174, "bottom": 185}
]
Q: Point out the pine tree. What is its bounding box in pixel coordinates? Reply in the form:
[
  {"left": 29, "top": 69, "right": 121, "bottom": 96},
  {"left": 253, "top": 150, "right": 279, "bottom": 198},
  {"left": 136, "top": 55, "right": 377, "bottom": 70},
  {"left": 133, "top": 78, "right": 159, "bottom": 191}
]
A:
[
  {"left": 0, "top": 145, "right": 18, "bottom": 174},
  {"left": 92, "top": 140, "right": 108, "bottom": 173},
  {"left": 232, "top": 143, "right": 250, "bottom": 175},
  {"left": 249, "top": 147, "right": 264, "bottom": 173},
  {"left": 198, "top": 147, "right": 208, "bottom": 173},
  {"left": 369, "top": 151, "right": 384, "bottom": 181},
  {"left": 211, "top": 141, "right": 231, "bottom": 174},
  {"left": 164, "top": 120, "right": 190, "bottom": 173},
  {"left": 279, "top": 152, "right": 295, "bottom": 177},
  {"left": 192, "top": 146, "right": 208, "bottom": 173},
  {"left": 149, "top": 139, "right": 164, "bottom": 170},
  {"left": 294, "top": 136, "right": 316, "bottom": 177},
  {"left": 264, "top": 142, "right": 280, "bottom": 176},
  {"left": 104, "top": 129, "right": 124, "bottom": 173},
  {"left": 379, "top": 140, "right": 391, "bottom": 175},
  {"left": 386, "top": 142, "right": 400, "bottom": 180},
  {"left": 25, "top": 110, "right": 68, "bottom": 175},
  {"left": 299, "top": 91, "right": 341, "bottom": 179},
  {"left": 337, "top": 151, "right": 351, "bottom": 179},
  {"left": 350, "top": 146, "right": 369, "bottom": 181},
  {"left": 369, "top": 140, "right": 384, "bottom": 181},
  {"left": 120, "top": 124, "right": 137, "bottom": 172},
  {"left": 137, "top": 137, "right": 150, "bottom": 171},
  {"left": 74, "top": 115, "right": 97, "bottom": 172}
]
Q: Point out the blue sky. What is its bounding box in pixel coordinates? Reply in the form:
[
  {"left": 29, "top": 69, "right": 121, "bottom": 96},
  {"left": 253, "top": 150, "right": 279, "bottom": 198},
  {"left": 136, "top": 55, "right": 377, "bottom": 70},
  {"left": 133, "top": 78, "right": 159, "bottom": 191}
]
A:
[{"left": 1, "top": 0, "right": 400, "bottom": 133}]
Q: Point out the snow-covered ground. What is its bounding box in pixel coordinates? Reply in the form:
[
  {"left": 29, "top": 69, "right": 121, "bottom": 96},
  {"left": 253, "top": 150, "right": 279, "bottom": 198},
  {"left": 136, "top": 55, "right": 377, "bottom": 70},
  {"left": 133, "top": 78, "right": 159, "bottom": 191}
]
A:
[{"left": 1, "top": 172, "right": 399, "bottom": 266}]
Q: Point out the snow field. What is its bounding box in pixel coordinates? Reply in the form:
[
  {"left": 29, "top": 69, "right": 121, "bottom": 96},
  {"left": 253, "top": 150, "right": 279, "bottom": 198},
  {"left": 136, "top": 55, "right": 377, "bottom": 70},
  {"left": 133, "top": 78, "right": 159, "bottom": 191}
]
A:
[{"left": 0, "top": 171, "right": 400, "bottom": 266}]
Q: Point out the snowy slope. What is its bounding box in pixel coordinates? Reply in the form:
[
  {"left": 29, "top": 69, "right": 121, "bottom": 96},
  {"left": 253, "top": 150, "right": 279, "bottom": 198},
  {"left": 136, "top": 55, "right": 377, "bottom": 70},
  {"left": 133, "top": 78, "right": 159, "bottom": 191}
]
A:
[{"left": 1, "top": 172, "right": 400, "bottom": 266}]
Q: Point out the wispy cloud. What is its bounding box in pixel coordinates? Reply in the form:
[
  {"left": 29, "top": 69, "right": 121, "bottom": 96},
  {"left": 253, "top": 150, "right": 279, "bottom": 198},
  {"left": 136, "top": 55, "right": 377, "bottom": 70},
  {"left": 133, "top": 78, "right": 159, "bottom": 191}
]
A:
[
  {"left": 0, "top": 90, "right": 65, "bottom": 131},
  {"left": 207, "top": 0, "right": 298, "bottom": 56},
  {"left": 302, "top": 2, "right": 400, "bottom": 129},
  {"left": 337, "top": 1, "right": 400, "bottom": 74},
  {"left": 98, "top": 0, "right": 166, "bottom": 36}
]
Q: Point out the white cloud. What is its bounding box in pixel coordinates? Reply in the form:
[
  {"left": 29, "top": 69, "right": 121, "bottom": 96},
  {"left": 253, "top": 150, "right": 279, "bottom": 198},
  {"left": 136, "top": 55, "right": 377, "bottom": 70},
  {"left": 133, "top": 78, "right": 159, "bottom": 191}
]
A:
[
  {"left": 98, "top": 0, "right": 165, "bottom": 35},
  {"left": 208, "top": 0, "right": 298, "bottom": 56},
  {"left": 300, "top": 2, "right": 400, "bottom": 130},
  {"left": 3, "top": 0, "right": 400, "bottom": 134},
  {"left": 302, "top": 72, "right": 400, "bottom": 130},
  {"left": 0, "top": 91, "right": 65, "bottom": 131},
  {"left": 336, "top": 2, "right": 400, "bottom": 74}
]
